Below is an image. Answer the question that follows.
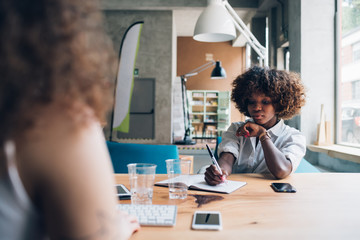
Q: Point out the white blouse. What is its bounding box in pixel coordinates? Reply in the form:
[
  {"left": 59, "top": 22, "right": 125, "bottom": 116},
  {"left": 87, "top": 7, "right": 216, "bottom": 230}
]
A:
[{"left": 218, "top": 119, "right": 306, "bottom": 174}]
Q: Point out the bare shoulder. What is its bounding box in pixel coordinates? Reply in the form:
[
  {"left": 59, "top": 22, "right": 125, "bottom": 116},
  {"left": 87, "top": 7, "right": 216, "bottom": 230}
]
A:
[
  {"left": 19, "top": 105, "right": 108, "bottom": 170},
  {"left": 17, "top": 104, "right": 114, "bottom": 204},
  {"left": 17, "top": 105, "right": 121, "bottom": 237}
]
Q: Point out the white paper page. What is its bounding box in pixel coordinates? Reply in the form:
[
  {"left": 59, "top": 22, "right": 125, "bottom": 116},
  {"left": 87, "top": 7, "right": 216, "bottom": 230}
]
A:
[
  {"left": 190, "top": 178, "right": 247, "bottom": 194},
  {"left": 155, "top": 175, "right": 246, "bottom": 194}
]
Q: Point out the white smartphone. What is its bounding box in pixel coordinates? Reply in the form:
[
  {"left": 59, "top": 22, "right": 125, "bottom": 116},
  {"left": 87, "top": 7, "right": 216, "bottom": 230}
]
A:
[
  {"left": 115, "top": 184, "right": 131, "bottom": 200},
  {"left": 191, "top": 211, "right": 222, "bottom": 230}
]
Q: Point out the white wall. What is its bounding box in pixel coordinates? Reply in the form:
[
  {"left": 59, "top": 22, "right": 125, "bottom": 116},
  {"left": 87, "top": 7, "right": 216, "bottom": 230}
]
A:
[{"left": 289, "top": 0, "right": 335, "bottom": 145}]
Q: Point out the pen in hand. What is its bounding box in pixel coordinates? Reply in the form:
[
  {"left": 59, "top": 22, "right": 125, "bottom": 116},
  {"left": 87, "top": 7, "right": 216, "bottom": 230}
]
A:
[{"left": 205, "top": 144, "right": 227, "bottom": 183}]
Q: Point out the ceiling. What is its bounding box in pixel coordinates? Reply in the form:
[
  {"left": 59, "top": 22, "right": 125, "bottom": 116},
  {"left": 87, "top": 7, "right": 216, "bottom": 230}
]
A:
[{"left": 101, "top": 0, "right": 279, "bottom": 46}]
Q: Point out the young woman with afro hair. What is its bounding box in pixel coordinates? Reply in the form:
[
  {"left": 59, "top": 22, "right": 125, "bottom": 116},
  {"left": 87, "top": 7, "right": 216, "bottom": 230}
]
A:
[{"left": 205, "top": 66, "right": 306, "bottom": 185}]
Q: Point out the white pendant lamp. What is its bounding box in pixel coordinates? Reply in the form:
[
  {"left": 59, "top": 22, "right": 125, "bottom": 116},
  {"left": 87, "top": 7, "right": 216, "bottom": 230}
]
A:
[{"left": 193, "top": 0, "right": 236, "bottom": 42}]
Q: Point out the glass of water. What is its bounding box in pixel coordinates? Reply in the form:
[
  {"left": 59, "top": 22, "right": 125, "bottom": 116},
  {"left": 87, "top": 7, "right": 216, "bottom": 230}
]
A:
[
  {"left": 127, "top": 163, "right": 157, "bottom": 205},
  {"left": 165, "top": 159, "right": 191, "bottom": 199}
]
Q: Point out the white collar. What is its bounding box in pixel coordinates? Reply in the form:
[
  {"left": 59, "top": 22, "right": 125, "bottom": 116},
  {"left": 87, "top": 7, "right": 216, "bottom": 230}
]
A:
[{"left": 267, "top": 119, "right": 284, "bottom": 137}]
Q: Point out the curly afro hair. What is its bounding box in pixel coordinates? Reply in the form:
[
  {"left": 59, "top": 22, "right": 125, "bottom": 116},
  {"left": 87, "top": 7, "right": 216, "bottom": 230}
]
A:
[
  {"left": 231, "top": 66, "right": 306, "bottom": 120},
  {"left": 0, "top": 0, "right": 115, "bottom": 143}
]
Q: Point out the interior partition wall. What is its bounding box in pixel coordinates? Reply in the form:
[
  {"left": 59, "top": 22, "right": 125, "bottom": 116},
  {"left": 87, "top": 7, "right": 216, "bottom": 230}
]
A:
[{"left": 103, "top": 10, "right": 174, "bottom": 144}]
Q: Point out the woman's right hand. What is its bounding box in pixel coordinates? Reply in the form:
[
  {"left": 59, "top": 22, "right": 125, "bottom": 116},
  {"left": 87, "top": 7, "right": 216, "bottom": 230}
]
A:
[
  {"left": 204, "top": 164, "right": 229, "bottom": 186},
  {"left": 116, "top": 210, "right": 140, "bottom": 240}
]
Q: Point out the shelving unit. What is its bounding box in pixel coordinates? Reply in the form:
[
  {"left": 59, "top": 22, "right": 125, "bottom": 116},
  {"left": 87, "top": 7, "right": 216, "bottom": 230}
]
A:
[
  {"left": 187, "top": 90, "right": 230, "bottom": 139},
  {"left": 189, "top": 91, "right": 205, "bottom": 137},
  {"left": 217, "top": 91, "right": 231, "bottom": 135}
]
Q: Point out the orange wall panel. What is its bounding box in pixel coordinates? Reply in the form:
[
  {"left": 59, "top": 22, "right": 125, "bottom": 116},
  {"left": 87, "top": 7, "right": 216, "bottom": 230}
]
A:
[{"left": 177, "top": 37, "right": 246, "bottom": 123}]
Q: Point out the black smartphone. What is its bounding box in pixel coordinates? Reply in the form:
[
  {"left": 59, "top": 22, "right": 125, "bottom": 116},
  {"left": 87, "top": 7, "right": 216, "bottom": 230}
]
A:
[
  {"left": 271, "top": 183, "right": 296, "bottom": 193},
  {"left": 115, "top": 184, "right": 131, "bottom": 199}
]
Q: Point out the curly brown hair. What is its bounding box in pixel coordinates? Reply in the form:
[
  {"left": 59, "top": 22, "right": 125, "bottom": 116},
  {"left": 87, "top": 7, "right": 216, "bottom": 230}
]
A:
[
  {"left": 231, "top": 66, "right": 306, "bottom": 120},
  {"left": 0, "top": 0, "right": 115, "bottom": 143}
]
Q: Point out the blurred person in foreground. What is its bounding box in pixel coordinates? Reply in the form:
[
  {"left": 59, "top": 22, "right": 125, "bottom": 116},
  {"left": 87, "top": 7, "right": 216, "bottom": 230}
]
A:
[{"left": 0, "top": 0, "right": 139, "bottom": 239}]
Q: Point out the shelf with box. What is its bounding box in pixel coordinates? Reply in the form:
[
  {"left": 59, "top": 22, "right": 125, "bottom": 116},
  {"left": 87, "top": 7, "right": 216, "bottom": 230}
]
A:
[{"left": 187, "top": 90, "right": 230, "bottom": 139}]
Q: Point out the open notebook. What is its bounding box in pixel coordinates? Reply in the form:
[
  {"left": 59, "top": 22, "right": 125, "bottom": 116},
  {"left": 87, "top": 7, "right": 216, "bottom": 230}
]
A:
[{"left": 155, "top": 174, "right": 246, "bottom": 194}]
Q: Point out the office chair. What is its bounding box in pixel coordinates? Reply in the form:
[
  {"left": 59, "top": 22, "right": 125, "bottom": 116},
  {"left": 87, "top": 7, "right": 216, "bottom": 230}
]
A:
[{"left": 106, "top": 141, "right": 179, "bottom": 174}]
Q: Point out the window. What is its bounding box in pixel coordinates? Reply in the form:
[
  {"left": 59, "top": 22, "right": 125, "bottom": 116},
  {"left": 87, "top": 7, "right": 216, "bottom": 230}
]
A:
[
  {"left": 353, "top": 41, "right": 360, "bottom": 62},
  {"left": 337, "top": 0, "right": 360, "bottom": 147},
  {"left": 353, "top": 79, "right": 360, "bottom": 99}
]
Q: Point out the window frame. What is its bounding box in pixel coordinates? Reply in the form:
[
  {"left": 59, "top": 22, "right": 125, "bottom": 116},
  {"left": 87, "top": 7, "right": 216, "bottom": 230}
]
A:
[{"left": 335, "top": 0, "right": 360, "bottom": 148}]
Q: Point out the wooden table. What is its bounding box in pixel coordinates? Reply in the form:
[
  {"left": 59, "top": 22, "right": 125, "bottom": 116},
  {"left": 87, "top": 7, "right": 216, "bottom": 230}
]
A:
[{"left": 115, "top": 173, "right": 360, "bottom": 240}]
